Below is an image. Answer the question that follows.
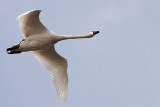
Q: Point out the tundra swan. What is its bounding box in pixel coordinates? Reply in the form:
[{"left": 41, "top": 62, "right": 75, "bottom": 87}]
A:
[{"left": 6, "top": 10, "right": 99, "bottom": 101}]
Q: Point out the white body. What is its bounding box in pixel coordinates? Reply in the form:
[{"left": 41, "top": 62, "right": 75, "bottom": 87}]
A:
[
  {"left": 19, "top": 30, "right": 59, "bottom": 51},
  {"left": 7, "top": 10, "right": 99, "bottom": 101}
]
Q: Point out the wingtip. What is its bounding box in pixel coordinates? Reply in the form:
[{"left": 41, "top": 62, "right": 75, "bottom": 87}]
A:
[
  {"left": 16, "top": 9, "right": 42, "bottom": 20},
  {"left": 60, "top": 95, "right": 68, "bottom": 101}
]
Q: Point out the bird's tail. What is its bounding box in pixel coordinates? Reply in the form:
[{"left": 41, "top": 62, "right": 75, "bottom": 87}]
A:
[
  {"left": 7, "top": 39, "right": 25, "bottom": 54},
  {"left": 7, "top": 44, "right": 22, "bottom": 54}
]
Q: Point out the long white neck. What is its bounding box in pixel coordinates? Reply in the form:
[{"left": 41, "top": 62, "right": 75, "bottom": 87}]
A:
[{"left": 58, "top": 31, "right": 99, "bottom": 41}]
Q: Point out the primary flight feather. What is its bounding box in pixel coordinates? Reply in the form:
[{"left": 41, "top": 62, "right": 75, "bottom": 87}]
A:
[{"left": 7, "top": 10, "right": 99, "bottom": 101}]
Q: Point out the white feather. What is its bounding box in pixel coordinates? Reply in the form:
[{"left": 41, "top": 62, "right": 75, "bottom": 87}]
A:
[{"left": 8, "top": 9, "right": 99, "bottom": 101}]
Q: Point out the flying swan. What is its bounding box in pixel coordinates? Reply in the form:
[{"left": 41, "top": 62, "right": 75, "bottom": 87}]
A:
[{"left": 7, "top": 10, "right": 99, "bottom": 101}]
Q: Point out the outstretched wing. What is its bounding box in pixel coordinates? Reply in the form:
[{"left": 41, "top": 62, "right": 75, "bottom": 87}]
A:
[
  {"left": 32, "top": 46, "right": 68, "bottom": 101},
  {"left": 17, "top": 10, "right": 47, "bottom": 38}
]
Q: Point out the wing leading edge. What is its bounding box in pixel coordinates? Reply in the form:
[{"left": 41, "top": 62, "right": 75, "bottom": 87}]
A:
[
  {"left": 32, "top": 46, "right": 68, "bottom": 101},
  {"left": 17, "top": 10, "right": 47, "bottom": 38}
]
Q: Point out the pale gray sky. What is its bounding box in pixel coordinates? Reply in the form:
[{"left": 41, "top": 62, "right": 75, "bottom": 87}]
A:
[{"left": 1, "top": 0, "right": 160, "bottom": 107}]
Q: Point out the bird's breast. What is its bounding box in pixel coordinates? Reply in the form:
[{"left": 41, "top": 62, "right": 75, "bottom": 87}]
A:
[{"left": 19, "top": 32, "right": 59, "bottom": 51}]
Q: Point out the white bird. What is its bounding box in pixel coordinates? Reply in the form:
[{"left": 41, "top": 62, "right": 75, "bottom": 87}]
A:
[{"left": 7, "top": 10, "right": 99, "bottom": 101}]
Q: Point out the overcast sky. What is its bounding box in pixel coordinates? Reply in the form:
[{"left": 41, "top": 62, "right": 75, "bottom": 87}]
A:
[{"left": 1, "top": 0, "right": 160, "bottom": 107}]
